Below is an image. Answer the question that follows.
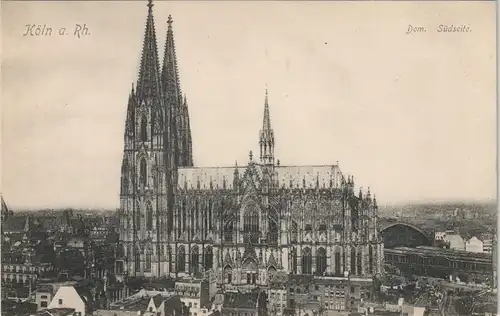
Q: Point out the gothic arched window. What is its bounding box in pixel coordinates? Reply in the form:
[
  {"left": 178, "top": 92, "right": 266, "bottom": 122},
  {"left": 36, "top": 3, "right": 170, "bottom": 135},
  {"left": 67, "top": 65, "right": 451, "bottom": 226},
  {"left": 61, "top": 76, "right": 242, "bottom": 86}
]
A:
[
  {"left": 350, "top": 247, "right": 356, "bottom": 275},
  {"left": 135, "top": 250, "right": 141, "bottom": 272},
  {"left": 343, "top": 250, "right": 346, "bottom": 274},
  {"left": 135, "top": 202, "right": 141, "bottom": 232},
  {"left": 224, "top": 265, "right": 233, "bottom": 284},
  {"left": 177, "top": 246, "right": 185, "bottom": 272},
  {"left": 268, "top": 266, "right": 277, "bottom": 283},
  {"left": 145, "top": 251, "right": 152, "bottom": 272},
  {"left": 140, "top": 158, "right": 147, "bottom": 187},
  {"left": 302, "top": 247, "right": 312, "bottom": 275},
  {"left": 178, "top": 201, "right": 184, "bottom": 237},
  {"left": 357, "top": 249, "right": 362, "bottom": 275},
  {"left": 146, "top": 202, "right": 153, "bottom": 231},
  {"left": 190, "top": 205, "right": 194, "bottom": 237},
  {"left": 152, "top": 165, "right": 159, "bottom": 189},
  {"left": 244, "top": 209, "right": 259, "bottom": 233},
  {"left": 369, "top": 246, "right": 374, "bottom": 274},
  {"left": 224, "top": 219, "right": 233, "bottom": 242},
  {"left": 140, "top": 115, "right": 148, "bottom": 142},
  {"left": 335, "top": 248, "right": 342, "bottom": 276},
  {"left": 316, "top": 247, "right": 327, "bottom": 275},
  {"left": 182, "top": 201, "right": 187, "bottom": 232},
  {"left": 208, "top": 201, "right": 213, "bottom": 231},
  {"left": 191, "top": 246, "right": 199, "bottom": 275},
  {"left": 269, "top": 220, "right": 278, "bottom": 245},
  {"left": 204, "top": 247, "right": 213, "bottom": 270},
  {"left": 291, "top": 248, "right": 297, "bottom": 274},
  {"left": 167, "top": 246, "right": 172, "bottom": 273},
  {"left": 291, "top": 221, "right": 298, "bottom": 243},
  {"left": 121, "top": 158, "right": 128, "bottom": 194}
]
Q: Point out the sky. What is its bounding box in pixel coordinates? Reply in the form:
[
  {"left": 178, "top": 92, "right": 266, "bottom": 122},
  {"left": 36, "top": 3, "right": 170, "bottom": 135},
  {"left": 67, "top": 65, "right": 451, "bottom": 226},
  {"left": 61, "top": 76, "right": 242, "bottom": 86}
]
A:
[{"left": 1, "top": 1, "right": 496, "bottom": 210}]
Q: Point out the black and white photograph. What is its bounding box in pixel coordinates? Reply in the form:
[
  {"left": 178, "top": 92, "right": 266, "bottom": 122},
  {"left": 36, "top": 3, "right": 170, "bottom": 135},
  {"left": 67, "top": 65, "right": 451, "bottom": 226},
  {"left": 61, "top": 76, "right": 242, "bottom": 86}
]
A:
[{"left": 1, "top": 1, "right": 497, "bottom": 316}]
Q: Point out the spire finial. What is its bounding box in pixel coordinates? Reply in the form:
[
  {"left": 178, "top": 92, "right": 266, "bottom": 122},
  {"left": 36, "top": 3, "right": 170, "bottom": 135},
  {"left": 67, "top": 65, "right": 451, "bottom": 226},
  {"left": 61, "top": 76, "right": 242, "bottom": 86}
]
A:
[
  {"left": 147, "top": 0, "right": 153, "bottom": 12},
  {"left": 167, "top": 14, "right": 173, "bottom": 27},
  {"left": 249, "top": 150, "right": 253, "bottom": 161}
]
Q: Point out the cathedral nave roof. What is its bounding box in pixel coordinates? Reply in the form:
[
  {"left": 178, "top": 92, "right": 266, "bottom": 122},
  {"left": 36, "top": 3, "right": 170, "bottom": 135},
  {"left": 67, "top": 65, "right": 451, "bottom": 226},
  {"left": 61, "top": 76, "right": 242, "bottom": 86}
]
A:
[{"left": 177, "top": 164, "right": 344, "bottom": 190}]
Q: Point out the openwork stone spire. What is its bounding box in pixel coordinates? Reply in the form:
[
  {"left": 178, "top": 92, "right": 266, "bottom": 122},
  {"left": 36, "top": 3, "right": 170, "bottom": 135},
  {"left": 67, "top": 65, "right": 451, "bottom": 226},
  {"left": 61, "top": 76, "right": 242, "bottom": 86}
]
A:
[
  {"left": 137, "top": 0, "right": 162, "bottom": 100},
  {"left": 162, "top": 15, "right": 182, "bottom": 99},
  {"left": 259, "top": 88, "right": 275, "bottom": 165},
  {"left": 162, "top": 14, "right": 193, "bottom": 167},
  {"left": 262, "top": 88, "right": 272, "bottom": 134}
]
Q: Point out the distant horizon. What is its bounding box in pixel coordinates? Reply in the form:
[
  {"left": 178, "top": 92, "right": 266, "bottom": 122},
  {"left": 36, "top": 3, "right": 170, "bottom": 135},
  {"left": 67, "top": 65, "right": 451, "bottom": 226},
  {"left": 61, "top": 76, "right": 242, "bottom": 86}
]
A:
[{"left": 3, "top": 197, "right": 496, "bottom": 213}]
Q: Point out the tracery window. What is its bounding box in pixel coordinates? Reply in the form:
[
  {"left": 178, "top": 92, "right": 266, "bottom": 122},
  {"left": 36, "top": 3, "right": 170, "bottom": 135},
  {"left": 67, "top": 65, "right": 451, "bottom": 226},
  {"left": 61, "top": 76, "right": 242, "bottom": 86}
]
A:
[
  {"left": 335, "top": 248, "right": 342, "bottom": 276},
  {"left": 356, "top": 249, "right": 363, "bottom": 274},
  {"left": 357, "top": 249, "right": 362, "bottom": 275},
  {"left": 244, "top": 209, "right": 259, "bottom": 233},
  {"left": 343, "top": 251, "right": 346, "bottom": 274},
  {"left": 152, "top": 166, "right": 159, "bottom": 189},
  {"left": 268, "top": 267, "right": 277, "bottom": 283},
  {"left": 191, "top": 247, "right": 199, "bottom": 275},
  {"left": 208, "top": 201, "right": 213, "bottom": 232},
  {"left": 182, "top": 201, "right": 187, "bottom": 233},
  {"left": 291, "top": 248, "right": 297, "bottom": 274},
  {"left": 195, "top": 202, "right": 200, "bottom": 235},
  {"left": 135, "top": 251, "right": 141, "bottom": 272},
  {"left": 224, "top": 266, "right": 232, "bottom": 284},
  {"left": 135, "top": 201, "right": 141, "bottom": 232},
  {"left": 140, "top": 115, "right": 148, "bottom": 142},
  {"left": 190, "top": 203, "right": 195, "bottom": 237},
  {"left": 167, "top": 246, "right": 172, "bottom": 273},
  {"left": 302, "top": 247, "right": 312, "bottom": 275},
  {"left": 204, "top": 247, "right": 213, "bottom": 270},
  {"left": 269, "top": 220, "right": 278, "bottom": 245},
  {"left": 140, "top": 158, "right": 147, "bottom": 187},
  {"left": 121, "top": 158, "right": 128, "bottom": 194},
  {"left": 291, "top": 221, "right": 298, "bottom": 243},
  {"left": 224, "top": 220, "right": 233, "bottom": 242},
  {"left": 316, "top": 247, "right": 327, "bottom": 275},
  {"left": 369, "top": 246, "right": 374, "bottom": 274},
  {"left": 350, "top": 248, "right": 356, "bottom": 275},
  {"left": 145, "top": 251, "right": 152, "bottom": 272},
  {"left": 146, "top": 202, "right": 153, "bottom": 231},
  {"left": 177, "top": 201, "right": 183, "bottom": 237},
  {"left": 202, "top": 204, "right": 206, "bottom": 237},
  {"left": 177, "top": 246, "right": 185, "bottom": 272}
]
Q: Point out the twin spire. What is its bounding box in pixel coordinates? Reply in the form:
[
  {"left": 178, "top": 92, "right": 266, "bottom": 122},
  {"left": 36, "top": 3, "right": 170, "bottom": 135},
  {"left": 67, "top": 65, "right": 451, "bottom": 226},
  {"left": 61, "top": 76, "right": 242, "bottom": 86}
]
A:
[
  {"left": 136, "top": 0, "right": 272, "bottom": 168},
  {"left": 131, "top": 0, "right": 193, "bottom": 167}
]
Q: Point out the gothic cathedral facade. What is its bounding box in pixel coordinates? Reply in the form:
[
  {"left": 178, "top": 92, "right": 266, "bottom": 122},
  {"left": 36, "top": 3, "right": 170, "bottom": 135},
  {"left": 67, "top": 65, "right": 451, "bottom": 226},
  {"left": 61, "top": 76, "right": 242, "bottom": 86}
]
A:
[{"left": 118, "top": 0, "right": 384, "bottom": 289}]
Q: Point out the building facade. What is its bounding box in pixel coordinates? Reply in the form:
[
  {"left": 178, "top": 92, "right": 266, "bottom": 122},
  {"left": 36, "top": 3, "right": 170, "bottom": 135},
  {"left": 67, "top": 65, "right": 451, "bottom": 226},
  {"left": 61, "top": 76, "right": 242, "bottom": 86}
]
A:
[
  {"left": 384, "top": 246, "right": 494, "bottom": 285},
  {"left": 117, "top": 0, "right": 384, "bottom": 290}
]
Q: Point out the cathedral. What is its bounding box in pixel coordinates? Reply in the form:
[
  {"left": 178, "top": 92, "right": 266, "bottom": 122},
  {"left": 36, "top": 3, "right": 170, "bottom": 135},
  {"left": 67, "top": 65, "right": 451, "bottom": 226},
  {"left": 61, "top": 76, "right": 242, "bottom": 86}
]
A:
[{"left": 117, "top": 0, "right": 384, "bottom": 289}]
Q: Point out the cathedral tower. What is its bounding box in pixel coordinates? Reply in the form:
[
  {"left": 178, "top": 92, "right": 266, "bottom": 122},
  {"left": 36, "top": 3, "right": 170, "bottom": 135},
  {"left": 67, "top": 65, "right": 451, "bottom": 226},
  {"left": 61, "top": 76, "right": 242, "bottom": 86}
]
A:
[{"left": 119, "top": 0, "right": 193, "bottom": 277}]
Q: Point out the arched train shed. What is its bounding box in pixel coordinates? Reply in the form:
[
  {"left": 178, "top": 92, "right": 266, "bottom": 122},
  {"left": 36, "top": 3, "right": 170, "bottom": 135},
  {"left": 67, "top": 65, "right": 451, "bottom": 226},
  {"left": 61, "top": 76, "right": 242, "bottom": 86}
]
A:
[{"left": 379, "top": 222, "right": 432, "bottom": 249}]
